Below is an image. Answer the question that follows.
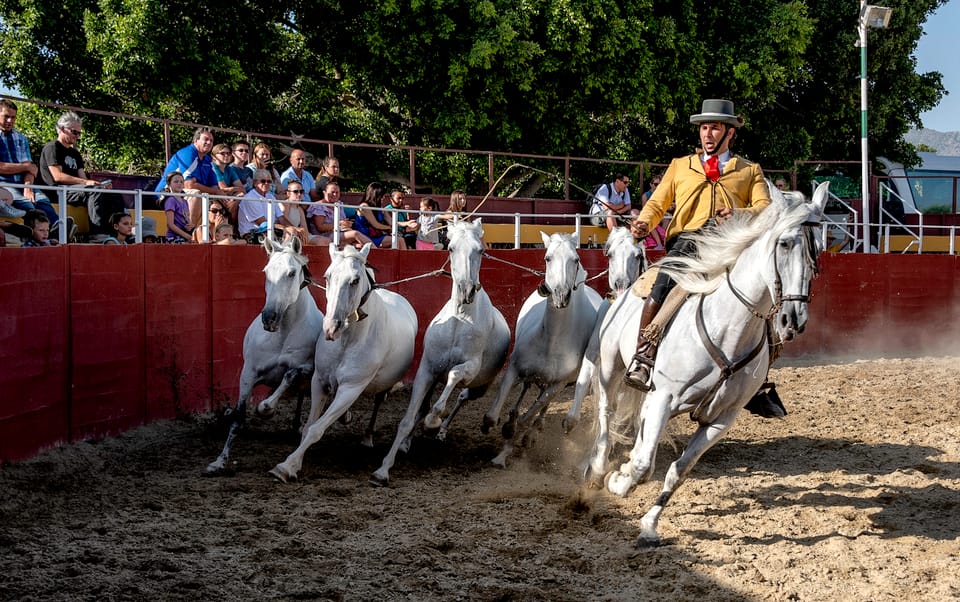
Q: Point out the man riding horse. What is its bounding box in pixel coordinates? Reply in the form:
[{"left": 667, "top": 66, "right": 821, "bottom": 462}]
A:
[{"left": 625, "top": 99, "right": 785, "bottom": 417}]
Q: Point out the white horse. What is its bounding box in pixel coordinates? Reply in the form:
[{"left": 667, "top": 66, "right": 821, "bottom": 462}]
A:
[
  {"left": 588, "top": 182, "right": 828, "bottom": 547},
  {"left": 371, "top": 219, "right": 510, "bottom": 486},
  {"left": 563, "top": 226, "right": 646, "bottom": 433},
  {"left": 269, "top": 243, "right": 418, "bottom": 482},
  {"left": 206, "top": 237, "right": 323, "bottom": 474},
  {"left": 482, "top": 231, "right": 603, "bottom": 466}
]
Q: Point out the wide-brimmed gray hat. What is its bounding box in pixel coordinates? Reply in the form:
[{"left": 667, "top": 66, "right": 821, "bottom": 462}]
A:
[{"left": 690, "top": 99, "right": 745, "bottom": 128}]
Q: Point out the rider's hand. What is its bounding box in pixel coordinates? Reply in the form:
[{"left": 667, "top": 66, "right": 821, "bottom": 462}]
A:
[
  {"left": 631, "top": 219, "right": 650, "bottom": 238},
  {"left": 715, "top": 207, "right": 733, "bottom": 219}
]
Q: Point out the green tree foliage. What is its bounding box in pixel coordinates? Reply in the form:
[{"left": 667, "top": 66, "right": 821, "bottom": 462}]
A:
[{"left": 0, "top": 0, "right": 946, "bottom": 186}]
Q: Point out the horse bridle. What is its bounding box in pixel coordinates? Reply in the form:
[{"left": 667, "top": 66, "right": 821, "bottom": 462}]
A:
[{"left": 724, "top": 222, "right": 820, "bottom": 320}]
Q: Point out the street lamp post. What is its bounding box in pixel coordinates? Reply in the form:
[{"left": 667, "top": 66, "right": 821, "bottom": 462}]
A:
[{"left": 858, "top": 2, "right": 893, "bottom": 253}]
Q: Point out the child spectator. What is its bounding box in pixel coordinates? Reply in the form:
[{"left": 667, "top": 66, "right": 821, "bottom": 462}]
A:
[
  {"left": 103, "top": 212, "right": 134, "bottom": 244},
  {"left": 213, "top": 222, "right": 246, "bottom": 245},
  {"left": 385, "top": 189, "right": 418, "bottom": 249},
  {"left": 354, "top": 181, "right": 407, "bottom": 249},
  {"left": 415, "top": 197, "right": 442, "bottom": 250},
  {"left": 160, "top": 171, "right": 194, "bottom": 243},
  {"left": 21, "top": 209, "right": 53, "bottom": 247}
]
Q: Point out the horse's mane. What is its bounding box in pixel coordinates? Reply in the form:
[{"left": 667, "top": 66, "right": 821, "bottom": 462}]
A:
[
  {"left": 603, "top": 226, "right": 633, "bottom": 254},
  {"left": 658, "top": 187, "right": 812, "bottom": 294}
]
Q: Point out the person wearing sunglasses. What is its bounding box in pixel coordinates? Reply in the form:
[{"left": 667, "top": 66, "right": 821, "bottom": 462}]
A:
[
  {"left": 192, "top": 199, "right": 232, "bottom": 243},
  {"left": 210, "top": 143, "right": 245, "bottom": 222},
  {"left": 230, "top": 142, "right": 254, "bottom": 192},
  {"left": 238, "top": 169, "right": 306, "bottom": 245},
  {"left": 37, "top": 111, "right": 123, "bottom": 242}
]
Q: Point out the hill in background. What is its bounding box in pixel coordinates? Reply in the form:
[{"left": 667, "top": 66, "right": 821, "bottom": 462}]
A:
[{"left": 906, "top": 128, "right": 960, "bottom": 156}]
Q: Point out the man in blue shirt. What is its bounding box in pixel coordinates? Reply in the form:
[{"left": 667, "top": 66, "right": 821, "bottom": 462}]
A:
[
  {"left": 156, "top": 127, "right": 219, "bottom": 225},
  {"left": 0, "top": 99, "right": 42, "bottom": 221}
]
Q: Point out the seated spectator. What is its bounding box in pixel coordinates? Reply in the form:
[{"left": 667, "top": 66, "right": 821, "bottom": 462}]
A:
[
  {"left": 238, "top": 169, "right": 304, "bottom": 245},
  {"left": 231, "top": 141, "right": 254, "bottom": 192},
  {"left": 643, "top": 223, "right": 667, "bottom": 251},
  {"left": 641, "top": 173, "right": 662, "bottom": 205},
  {"left": 415, "top": 197, "right": 442, "bottom": 250},
  {"left": 283, "top": 182, "right": 327, "bottom": 246},
  {"left": 21, "top": 209, "right": 54, "bottom": 247},
  {"left": 140, "top": 218, "right": 160, "bottom": 243},
  {"left": 192, "top": 198, "right": 229, "bottom": 243},
  {"left": 281, "top": 149, "right": 319, "bottom": 202},
  {"left": 160, "top": 172, "right": 194, "bottom": 243},
  {"left": 247, "top": 143, "right": 285, "bottom": 200},
  {"left": 38, "top": 111, "right": 121, "bottom": 242},
  {"left": 774, "top": 177, "right": 789, "bottom": 191},
  {"left": 315, "top": 155, "right": 341, "bottom": 192},
  {"left": 210, "top": 143, "right": 245, "bottom": 222},
  {"left": 385, "top": 189, "right": 417, "bottom": 249},
  {"left": 102, "top": 212, "right": 134, "bottom": 245},
  {"left": 589, "top": 173, "right": 637, "bottom": 230},
  {"left": 307, "top": 180, "right": 371, "bottom": 248},
  {"left": 156, "top": 127, "right": 218, "bottom": 226},
  {"left": 354, "top": 181, "right": 407, "bottom": 249},
  {"left": 212, "top": 222, "right": 246, "bottom": 245},
  {"left": 0, "top": 99, "right": 48, "bottom": 222}
]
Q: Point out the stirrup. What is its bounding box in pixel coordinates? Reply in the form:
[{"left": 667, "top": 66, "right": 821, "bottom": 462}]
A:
[{"left": 623, "top": 351, "right": 656, "bottom": 391}]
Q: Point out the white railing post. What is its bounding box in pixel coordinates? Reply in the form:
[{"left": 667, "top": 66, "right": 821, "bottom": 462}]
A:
[{"left": 513, "top": 213, "right": 521, "bottom": 249}]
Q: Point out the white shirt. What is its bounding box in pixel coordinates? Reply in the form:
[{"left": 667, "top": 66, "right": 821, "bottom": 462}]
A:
[{"left": 239, "top": 189, "right": 283, "bottom": 235}]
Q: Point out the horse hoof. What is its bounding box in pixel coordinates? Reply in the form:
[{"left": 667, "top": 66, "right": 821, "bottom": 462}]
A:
[
  {"left": 435, "top": 429, "right": 447, "bottom": 442},
  {"left": 339, "top": 411, "right": 353, "bottom": 425},
  {"left": 635, "top": 534, "right": 662, "bottom": 549},
  {"left": 604, "top": 470, "right": 633, "bottom": 497},
  {"left": 562, "top": 417, "right": 578, "bottom": 434},
  {"left": 269, "top": 465, "right": 296, "bottom": 483},
  {"left": 205, "top": 460, "right": 224, "bottom": 474},
  {"left": 501, "top": 422, "right": 515, "bottom": 439},
  {"left": 369, "top": 471, "right": 389, "bottom": 488},
  {"left": 360, "top": 435, "right": 374, "bottom": 448},
  {"left": 256, "top": 403, "right": 275, "bottom": 419},
  {"left": 423, "top": 413, "right": 442, "bottom": 431},
  {"left": 481, "top": 415, "right": 496, "bottom": 434}
]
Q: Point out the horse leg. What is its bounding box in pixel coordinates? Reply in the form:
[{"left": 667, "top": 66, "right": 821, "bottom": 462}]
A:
[
  {"left": 637, "top": 411, "right": 738, "bottom": 548},
  {"left": 605, "top": 390, "right": 672, "bottom": 498},
  {"left": 438, "top": 384, "right": 488, "bottom": 441},
  {"left": 255, "top": 367, "right": 302, "bottom": 419},
  {"left": 370, "top": 374, "right": 437, "bottom": 487},
  {"left": 564, "top": 354, "right": 596, "bottom": 434},
  {"left": 206, "top": 369, "right": 256, "bottom": 473},
  {"left": 292, "top": 391, "right": 305, "bottom": 434},
  {"left": 361, "top": 391, "right": 387, "bottom": 448},
  {"left": 270, "top": 382, "right": 367, "bottom": 483},
  {"left": 482, "top": 364, "right": 518, "bottom": 434},
  {"left": 490, "top": 382, "right": 534, "bottom": 467},
  {"left": 425, "top": 360, "right": 478, "bottom": 431}
]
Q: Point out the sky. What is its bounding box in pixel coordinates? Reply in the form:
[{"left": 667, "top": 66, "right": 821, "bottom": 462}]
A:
[{"left": 915, "top": 1, "right": 959, "bottom": 132}]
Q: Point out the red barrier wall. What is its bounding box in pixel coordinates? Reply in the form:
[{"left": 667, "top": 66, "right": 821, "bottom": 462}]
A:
[{"left": 2, "top": 248, "right": 958, "bottom": 463}]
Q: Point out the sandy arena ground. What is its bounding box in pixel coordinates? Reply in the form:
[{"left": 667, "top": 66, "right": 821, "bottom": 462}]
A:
[{"left": 1, "top": 357, "right": 958, "bottom": 601}]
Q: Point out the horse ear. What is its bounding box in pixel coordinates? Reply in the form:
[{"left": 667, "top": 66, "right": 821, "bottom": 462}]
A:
[
  {"left": 811, "top": 181, "right": 830, "bottom": 218},
  {"left": 263, "top": 237, "right": 278, "bottom": 255},
  {"left": 474, "top": 217, "right": 483, "bottom": 229},
  {"left": 359, "top": 242, "right": 373, "bottom": 259},
  {"left": 540, "top": 231, "right": 550, "bottom": 246},
  {"left": 288, "top": 236, "right": 303, "bottom": 254},
  {"left": 328, "top": 243, "right": 339, "bottom": 260}
]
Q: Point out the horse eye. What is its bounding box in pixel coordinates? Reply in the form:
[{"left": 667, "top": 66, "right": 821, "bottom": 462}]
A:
[
  {"left": 351, "top": 277, "right": 360, "bottom": 286},
  {"left": 287, "top": 270, "right": 297, "bottom": 278}
]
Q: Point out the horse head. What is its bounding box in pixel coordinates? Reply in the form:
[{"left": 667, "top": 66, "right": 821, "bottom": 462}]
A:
[
  {"left": 323, "top": 242, "right": 375, "bottom": 340},
  {"left": 604, "top": 226, "right": 645, "bottom": 298},
  {"left": 771, "top": 181, "right": 828, "bottom": 341},
  {"left": 261, "top": 236, "right": 310, "bottom": 332},
  {"left": 539, "top": 231, "right": 583, "bottom": 309},
  {"left": 447, "top": 218, "right": 485, "bottom": 307}
]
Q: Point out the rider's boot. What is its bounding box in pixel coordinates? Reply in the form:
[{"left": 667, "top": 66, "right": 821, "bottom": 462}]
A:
[{"left": 623, "top": 297, "right": 662, "bottom": 390}]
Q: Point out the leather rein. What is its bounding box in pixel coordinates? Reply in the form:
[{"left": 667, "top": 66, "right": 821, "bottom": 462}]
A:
[{"left": 689, "top": 222, "right": 820, "bottom": 421}]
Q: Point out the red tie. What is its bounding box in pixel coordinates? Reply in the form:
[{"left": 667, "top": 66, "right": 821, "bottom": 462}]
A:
[{"left": 704, "top": 155, "right": 720, "bottom": 182}]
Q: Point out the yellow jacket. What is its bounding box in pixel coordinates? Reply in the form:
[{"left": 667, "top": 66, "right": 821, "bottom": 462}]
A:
[{"left": 638, "top": 152, "right": 771, "bottom": 243}]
